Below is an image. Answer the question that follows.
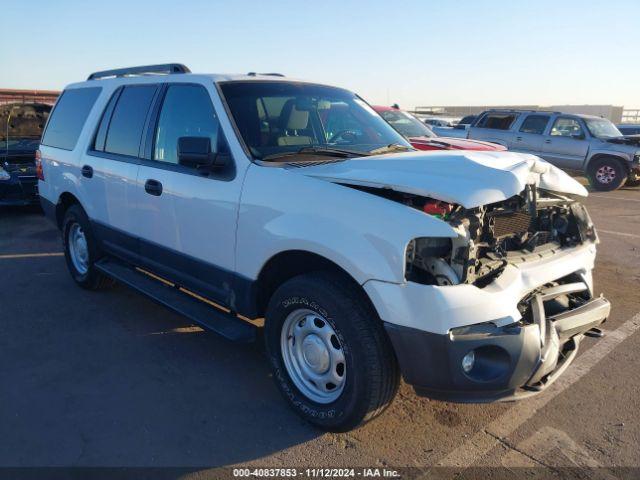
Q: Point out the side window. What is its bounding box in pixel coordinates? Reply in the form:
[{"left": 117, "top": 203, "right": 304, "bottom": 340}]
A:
[
  {"left": 476, "top": 113, "right": 518, "bottom": 130},
  {"left": 550, "top": 117, "right": 583, "bottom": 137},
  {"left": 41, "top": 87, "right": 101, "bottom": 150},
  {"left": 104, "top": 85, "right": 157, "bottom": 157},
  {"left": 519, "top": 115, "right": 550, "bottom": 135},
  {"left": 93, "top": 88, "right": 121, "bottom": 152},
  {"left": 153, "top": 85, "right": 220, "bottom": 165}
]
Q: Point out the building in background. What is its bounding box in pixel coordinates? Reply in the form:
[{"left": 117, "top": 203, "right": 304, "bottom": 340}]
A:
[
  {"left": 0, "top": 89, "right": 59, "bottom": 107},
  {"left": 413, "top": 105, "right": 628, "bottom": 123}
]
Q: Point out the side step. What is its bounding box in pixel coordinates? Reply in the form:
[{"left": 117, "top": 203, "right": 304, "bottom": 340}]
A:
[{"left": 95, "top": 259, "right": 256, "bottom": 343}]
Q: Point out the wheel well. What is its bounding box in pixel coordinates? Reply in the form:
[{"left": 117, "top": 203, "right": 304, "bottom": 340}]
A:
[
  {"left": 587, "top": 154, "right": 630, "bottom": 174},
  {"left": 55, "top": 192, "right": 81, "bottom": 229},
  {"left": 255, "top": 250, "right": 375, "bottom": 318}
]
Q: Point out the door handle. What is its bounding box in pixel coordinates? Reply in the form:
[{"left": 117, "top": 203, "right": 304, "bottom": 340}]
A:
[
  {"left": 81, "top": 165, "right": 93, "bottom": 178},
  {"left": 544, "top": 139, "right": 552, "bottom": 144},
  {"left": 516, "top": 136, "right": 523, "bottom": 141},
  {"left": 144, "top": 179, "right": 163, "bottom": 196}
]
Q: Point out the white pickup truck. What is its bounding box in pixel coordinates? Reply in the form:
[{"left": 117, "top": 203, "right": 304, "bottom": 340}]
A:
[{"left": 38, "top": 64, "right": 610, "bottom": 431}]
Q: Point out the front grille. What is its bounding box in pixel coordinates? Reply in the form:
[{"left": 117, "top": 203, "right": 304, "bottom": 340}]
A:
[{"left": 488, "top": 211, "right": 532, "bottom": 238}]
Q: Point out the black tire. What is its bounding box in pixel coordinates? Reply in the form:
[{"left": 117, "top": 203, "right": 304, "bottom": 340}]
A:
[
  {"left": 587, "top": 157, "right": 628, "bottom": 191},
  {"left": 264, "top": 271, "right": 399, "bottom": 432},
  {"left": 62, "top": 204, "right": 114, "bottom": 290}
]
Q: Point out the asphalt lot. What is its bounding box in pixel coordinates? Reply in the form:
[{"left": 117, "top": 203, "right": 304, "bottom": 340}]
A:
[{"left": 1, "top": 179, "right": 639, "bottom": 476}]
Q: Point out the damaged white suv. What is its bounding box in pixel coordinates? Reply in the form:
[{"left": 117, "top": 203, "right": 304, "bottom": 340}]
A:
[{"left": 38, "top": 64, "right": 610, "bottom": 431}]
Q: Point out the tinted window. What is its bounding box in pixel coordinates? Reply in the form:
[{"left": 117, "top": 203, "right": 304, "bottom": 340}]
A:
[
  {"left": 41, "top": 87, "right": 101, "bottom": 150},
  {"left": 93, "top": 89, "right": 121, "bottom": 152},
  {"left": 154, "top": 85, "right": 220, "bottom": 164},
  {"left": 104, "top": 85, "right": 157, "bottom": 157},
  {"left": 550, "top": 117, "right": 583, "bottom": 137},
  {"left": 519, "top": 115, "right": 549, "bottom": 135},
  {"left": 476, "top": 113, "right": 518, "bottom": 130}
]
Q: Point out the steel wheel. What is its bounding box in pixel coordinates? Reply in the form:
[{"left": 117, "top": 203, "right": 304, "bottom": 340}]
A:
[
  {"left": 280, "top": 308, "right": 346, "bottom": 404},
  {"left": 595, "top": 165, "right": 616, "bottom": 184},
  {"left": 68, "top": 223, "right": 89, "bottom": 275}
]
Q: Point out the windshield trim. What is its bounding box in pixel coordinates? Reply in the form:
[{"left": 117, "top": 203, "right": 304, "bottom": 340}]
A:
[{"left": 216, "top": 79, "right": 410, "bottom": 163}]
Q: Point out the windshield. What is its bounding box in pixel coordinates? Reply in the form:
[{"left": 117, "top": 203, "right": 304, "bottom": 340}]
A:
[
  {"left": 379, "top": 109, "right": 435, "bottom": 138},
  {"left": 584, "top": 118, "right": 622, "bottom": 139},
  {"left": 220, "top": 81, "right": 410, "bottom": 160}
]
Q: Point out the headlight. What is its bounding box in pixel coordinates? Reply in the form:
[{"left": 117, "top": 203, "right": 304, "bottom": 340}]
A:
[
  {"left": 0, "top": 167, "right": 10, "bottom": 181},
  {"left": 634, "top": 152, "right": 640, "bottom": 163}
]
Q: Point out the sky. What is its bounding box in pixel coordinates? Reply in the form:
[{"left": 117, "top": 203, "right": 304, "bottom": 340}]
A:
[{"left": 2, "top": 0, "right": 639, "bottom": 109}]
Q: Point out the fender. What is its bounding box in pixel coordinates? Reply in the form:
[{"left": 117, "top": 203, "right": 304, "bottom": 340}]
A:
[
  {"left": 584, "top": 150, "right": 633, "bottom": 171},
  {"left": 235, "top": 164, "right": 457, "bottom": 285}
]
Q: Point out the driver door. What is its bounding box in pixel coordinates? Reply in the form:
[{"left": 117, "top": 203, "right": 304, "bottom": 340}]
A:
[
  {"left": 133, "top": 83, "right": 242, "bottom": 306},
  {"left": 541, "top": 117, "right": 589, "bottom": 169}
]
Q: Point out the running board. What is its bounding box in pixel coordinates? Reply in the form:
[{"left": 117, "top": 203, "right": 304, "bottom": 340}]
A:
[{"left": 95, "top": 259, "right": 256, "bottom": 343}]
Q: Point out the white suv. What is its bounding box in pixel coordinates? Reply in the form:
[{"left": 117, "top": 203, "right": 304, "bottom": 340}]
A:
[{"left": 38, "top": 64, "right": 610, "bottom": 431}]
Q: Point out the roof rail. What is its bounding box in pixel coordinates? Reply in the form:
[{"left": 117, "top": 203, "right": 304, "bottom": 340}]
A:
[
  {"left": 87, "top": 63, "right": 191, "bottom": 81},
  {"left": 247, "top": 72, "right": 285, "bottom": 77}
]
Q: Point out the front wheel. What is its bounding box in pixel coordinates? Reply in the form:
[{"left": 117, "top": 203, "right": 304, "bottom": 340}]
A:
[
  {"left": 587, "top": 157, "right": 628, "bottom": 191},
  {"left": 264, "top": 272, "right": 399, "bottom": 432}
]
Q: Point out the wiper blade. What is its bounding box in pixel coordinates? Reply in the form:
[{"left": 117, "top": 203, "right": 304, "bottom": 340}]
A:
[
  {"left": 369, "top": 143, "right": 414, "bottom": 155},
  {"left": 261, "top": 146, "right": 368, "bottom": 162}
]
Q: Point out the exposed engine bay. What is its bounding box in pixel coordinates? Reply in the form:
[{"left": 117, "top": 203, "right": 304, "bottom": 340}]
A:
[
  {"left": 407, "top": 185, "right": 597, "bottom": 287},
  {"left": 344, "top": 183, "right": 597, "bottom": 288}
]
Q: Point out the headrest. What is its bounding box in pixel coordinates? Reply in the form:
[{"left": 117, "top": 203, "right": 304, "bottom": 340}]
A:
[{"left": 286, "top": 106, "right": 309, "bottom": 130}]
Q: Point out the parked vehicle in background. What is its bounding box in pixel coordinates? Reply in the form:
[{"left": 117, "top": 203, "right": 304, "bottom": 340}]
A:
[
  {"left": 373, "top": 106, "right": 505, "bottom": 151},
  {"left": 467, "top": 110, "right": 640, "bottom": 190},
  {"left": 617, "top": 124, "right": 640, "bottom": 136},
  {"left": 423, "top": 117, "right": 457, "bottom": 128},
  {"left": 0, "top": 103, "right": 51, "bottom": 205},
  {"left": 40, "top": 64, "right": 609, "bottom": 431}
]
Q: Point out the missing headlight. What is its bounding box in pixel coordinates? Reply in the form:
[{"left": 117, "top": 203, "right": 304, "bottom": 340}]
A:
[{"left": 405, "top": 237, "right": 457, "bottom": 285}]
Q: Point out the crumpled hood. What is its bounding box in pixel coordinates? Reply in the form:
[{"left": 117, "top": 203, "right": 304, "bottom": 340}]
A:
[{"left": 294, "top": 150, "right": 588, "bottom": 208}]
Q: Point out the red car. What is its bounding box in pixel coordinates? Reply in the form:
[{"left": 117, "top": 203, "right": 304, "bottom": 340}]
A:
[{"left": 373, "top": 105, "right": 506, "bottom": 152}]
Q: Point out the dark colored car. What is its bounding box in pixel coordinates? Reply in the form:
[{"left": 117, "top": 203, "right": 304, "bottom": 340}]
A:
[
  {"left": 373, "top": 106, "right": 505, "bottom": 152},
  {"left": 0, "top": 103, "right": 51, "bottom": 205}
]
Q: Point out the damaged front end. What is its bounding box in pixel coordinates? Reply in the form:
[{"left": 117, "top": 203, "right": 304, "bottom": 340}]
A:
[
  {"left": 376, "top": 184, "right": 611, "bottom": 401},
  {"left": 405, "top": 185, "right": 598, "bottom": 288}
]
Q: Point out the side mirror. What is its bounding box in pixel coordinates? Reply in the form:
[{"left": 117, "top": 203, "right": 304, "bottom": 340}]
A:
[{"left": 177, "top": 136, "right": 228, "bottom": 169}]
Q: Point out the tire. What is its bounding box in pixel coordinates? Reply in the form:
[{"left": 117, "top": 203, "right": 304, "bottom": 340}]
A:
[
  {"left": 62, "top": 204, "right": 114, "bottom": 290},
  {"left": 264, "top": 271, "right": 399, "bottom": 432},
  {"left": 587, "top": 157, "right": 628, "bottom": 191}
]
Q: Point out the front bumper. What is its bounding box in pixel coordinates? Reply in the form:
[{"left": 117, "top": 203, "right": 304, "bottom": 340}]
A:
[
  {"left": 384, "top": 286, "right": 610, "bottom": 402},
  {"left": 0, "top": 173, "right": 39, "bottom": 206}
]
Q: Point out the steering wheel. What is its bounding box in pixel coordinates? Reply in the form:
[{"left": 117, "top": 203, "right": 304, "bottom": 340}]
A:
[{"left": 328, "top": 129, "right": 359, "bottom": 144}]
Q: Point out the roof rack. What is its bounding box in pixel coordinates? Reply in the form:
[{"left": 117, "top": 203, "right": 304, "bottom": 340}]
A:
[
  {"left": 484, "top": 108, "right": 561, "bottom": 114},
  {"left": 247, "top": 72, "right": 285, "bottom": 77},
  {"left": 87, "top": 63, "right": 191, "bottom": 81}
]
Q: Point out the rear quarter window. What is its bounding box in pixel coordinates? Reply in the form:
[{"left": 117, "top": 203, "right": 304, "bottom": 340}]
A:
[
  {"left": 476, "top": 113, "right": 518, "bottom": 130},
  {"left": 41, "top": 87, "right": 101, "bottom": 150}
]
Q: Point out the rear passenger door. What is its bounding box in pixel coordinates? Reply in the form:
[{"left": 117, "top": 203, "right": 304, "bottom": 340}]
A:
[
  {"left": 133, "top": 83, "right": 241, "bottom": 306},
  {"left": 541, "top": 116, "right": 590, "bottom": 169},
  {"left": 467, "top": 112, "right": 517, "bottom": 148},
  {"left": 511, "top": 114, "right": 550, "bottom": 155},
  {"left": 88, "top": 84, "right": 159, "bottom": 261}
]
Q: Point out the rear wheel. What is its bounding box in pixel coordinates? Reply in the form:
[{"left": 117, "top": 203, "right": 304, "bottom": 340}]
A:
[
  {"left": 62, "top": 204, "right": 114, "bottom": 290},
  {"left": 264, "top": 271, "right": 399, "bottom": 432},
  {"left": 587, "top": 157, "right": 628, "bottom": 191}
]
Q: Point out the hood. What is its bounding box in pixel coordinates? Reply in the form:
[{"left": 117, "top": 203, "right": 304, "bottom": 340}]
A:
[
  {"left": 409, "top": 136, "right": 506, "bottom": 151},
  {"left": 294, "top": 150, "right": 588, "bottom": 209},
  {"left": 606, "top": 135, "right": 640, "bottom": 147}
]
